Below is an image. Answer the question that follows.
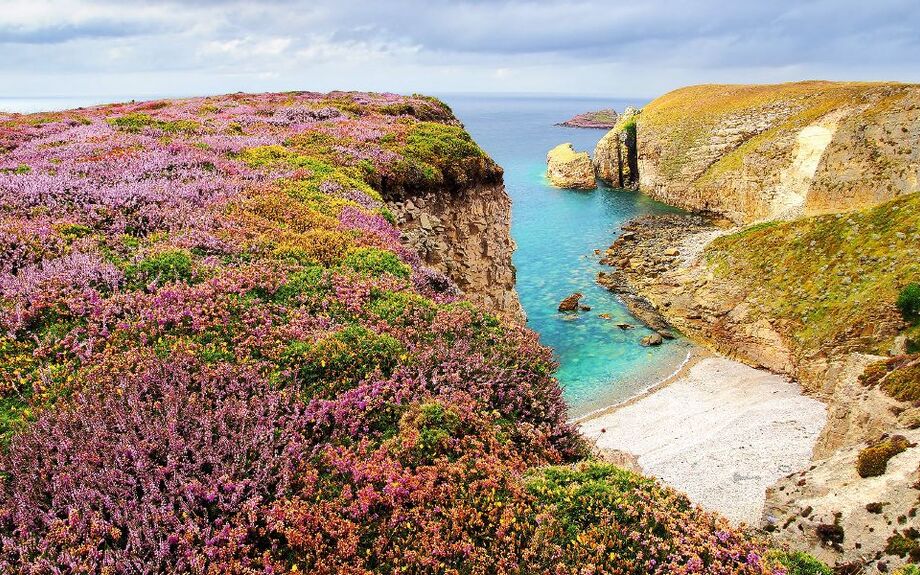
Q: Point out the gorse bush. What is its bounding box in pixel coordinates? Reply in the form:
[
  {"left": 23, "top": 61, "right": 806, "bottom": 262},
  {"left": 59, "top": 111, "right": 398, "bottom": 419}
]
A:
[
  {"left": 765, "top": 550, "right": 831, "bottom": 575},
  {"left": 898, "top": 283, "right": 920, "bottom": 323},
  {"left": 342, "top": 246, "right": 411, "bottom": 278},
  {"left": 0, "top": 91, "right": 776, "bottom": 573},
  {"left": 857, "top": 435, "right": 913, "bottom": 478}
]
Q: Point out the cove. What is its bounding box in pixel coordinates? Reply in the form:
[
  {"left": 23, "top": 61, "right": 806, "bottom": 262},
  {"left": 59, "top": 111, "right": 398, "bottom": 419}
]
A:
[{"left": 445, "top": 94, "right": 693, "bottom": 417}]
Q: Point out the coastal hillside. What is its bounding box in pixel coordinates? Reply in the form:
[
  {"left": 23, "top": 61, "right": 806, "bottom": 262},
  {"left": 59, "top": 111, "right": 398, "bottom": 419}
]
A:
[
  {"left": 598, "top": 190, "right": 920, "bottom": 569},
  {"left": 0, "top": 93, "right": 787, "bottom": 573},
  {"left": 598, "top": 81, "right": 920, "bottom": 223}
]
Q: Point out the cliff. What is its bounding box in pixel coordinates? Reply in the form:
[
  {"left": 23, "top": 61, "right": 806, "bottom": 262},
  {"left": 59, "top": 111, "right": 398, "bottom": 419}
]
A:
[
  {"left": 597, "top": 193, "right": 920, "bottom": 570},
  {"left": 593, "top": 107, "right": 640, "bottom": 189},
  {"left": 602, "top": 81, "right": 920, "bottom": 223}
]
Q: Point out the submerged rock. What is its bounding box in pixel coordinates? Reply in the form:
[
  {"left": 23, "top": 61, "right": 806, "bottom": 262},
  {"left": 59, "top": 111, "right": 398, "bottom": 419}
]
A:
[
  {"left": 546, "top": 143, "right": 596, "bottom": 189},
  {"left": 558, "top": 292, "right": 584, "bottom": 312},
  {"left": 641, "top": 333, "right": 663, "bottom": 346}
]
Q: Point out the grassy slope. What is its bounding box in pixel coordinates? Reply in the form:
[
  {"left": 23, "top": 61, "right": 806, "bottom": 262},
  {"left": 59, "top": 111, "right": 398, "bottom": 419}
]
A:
[
  {"left": 639, "top": 81, "right": 916, "bottom": 182},
  {"left": 706, "top": 192, "right": 920, "bottom": 357}
]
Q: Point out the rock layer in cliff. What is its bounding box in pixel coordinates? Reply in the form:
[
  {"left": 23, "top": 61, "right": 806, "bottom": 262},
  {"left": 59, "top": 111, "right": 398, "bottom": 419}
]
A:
[{"left": 625, "top": 81, "right": 920, "bottom": 223}]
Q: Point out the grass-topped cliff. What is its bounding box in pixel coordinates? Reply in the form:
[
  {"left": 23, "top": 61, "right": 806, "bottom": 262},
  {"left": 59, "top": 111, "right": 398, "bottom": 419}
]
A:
[
  {"left": 706, "top": 192, "right": 920, "bottom": 360},
  {"left": 0, "top": 93, "right": 798, "bottom": 573},
  {"left": 631, "top": 81, "right": 920, "bottom": 223}
]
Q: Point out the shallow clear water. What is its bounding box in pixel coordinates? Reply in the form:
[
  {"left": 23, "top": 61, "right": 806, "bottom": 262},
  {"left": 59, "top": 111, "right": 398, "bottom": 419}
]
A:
[{"left": 444, "top": 95, "right": 693, "bottom": 417}]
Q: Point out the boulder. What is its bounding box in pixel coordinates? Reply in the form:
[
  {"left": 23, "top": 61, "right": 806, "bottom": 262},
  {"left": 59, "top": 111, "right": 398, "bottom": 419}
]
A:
[
  {"left": 546, "top": 143, "right": 596, "bottom": 189},
  {"left": 640, "top": 333, "right": 663, "bottom": 346},
  {"left": 558, "top": 292, "right": 584, "bottom": 312}
]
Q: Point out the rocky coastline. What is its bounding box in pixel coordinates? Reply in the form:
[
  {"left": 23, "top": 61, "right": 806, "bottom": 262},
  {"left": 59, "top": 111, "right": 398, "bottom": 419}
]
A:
[{"left": 591, "top": 208, "right": 920, "bottom": 571}]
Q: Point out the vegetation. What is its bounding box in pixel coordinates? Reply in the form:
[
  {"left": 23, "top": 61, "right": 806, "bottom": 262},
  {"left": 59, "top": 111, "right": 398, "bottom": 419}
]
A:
[
  {"left": 0, "top": 91, "right": 778, "bottom": 573},
  {"left": 898, "top": 283, "right": 920, "bottom": 323},
  {"left": 764, "top": 550, "right": 831, "bottom": 575},
  {"left": 857, "top": 435, "right": 913, "bottom": 478},
  {"left": 707, "top": 193, "right": 920, "bottom": 356}
]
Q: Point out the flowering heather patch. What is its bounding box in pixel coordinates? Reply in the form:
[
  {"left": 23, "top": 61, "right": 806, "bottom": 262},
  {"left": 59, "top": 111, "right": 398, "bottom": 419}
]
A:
[{"left": 0, "top": 92, "right": 781, "bottom": 573}]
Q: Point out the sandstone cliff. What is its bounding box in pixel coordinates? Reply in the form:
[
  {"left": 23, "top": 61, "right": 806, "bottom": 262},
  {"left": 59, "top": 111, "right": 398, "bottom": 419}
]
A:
[
  {"left": 619, "top": 81, "right": 920, "bottom": 223},
  {"left": 379, "top": 156, "right": 525, "bottom": 323},
  {"left": 593, "top": 107, "right": 640, "bottom": 189},
  {"left": 546, "top": 143, "right": 596, "bottom": 189}
]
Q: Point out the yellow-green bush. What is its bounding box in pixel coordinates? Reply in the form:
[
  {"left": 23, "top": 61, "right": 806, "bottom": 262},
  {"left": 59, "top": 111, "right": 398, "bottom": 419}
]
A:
[{"left": 857, "top": 435, "right": 913, "bottom": 478}]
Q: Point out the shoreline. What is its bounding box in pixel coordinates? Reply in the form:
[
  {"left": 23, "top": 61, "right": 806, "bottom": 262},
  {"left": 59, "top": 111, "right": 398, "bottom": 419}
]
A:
[
  {"left": 578, "top": 355, "right": 827, "bottom": 525},
  {"left": 568, "top": 346, "right": 700, "bottom": 424}
]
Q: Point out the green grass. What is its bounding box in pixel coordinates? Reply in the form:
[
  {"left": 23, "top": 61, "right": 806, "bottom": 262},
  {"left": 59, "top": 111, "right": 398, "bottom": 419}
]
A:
[{"left": 706, "top": 193, "right": 920, "bottom": 355}]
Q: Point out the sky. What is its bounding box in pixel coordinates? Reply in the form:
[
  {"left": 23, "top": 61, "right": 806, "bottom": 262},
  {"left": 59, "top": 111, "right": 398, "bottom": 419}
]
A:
[{"left": 2, "top": 0, "right": 920, "bottom": 102}]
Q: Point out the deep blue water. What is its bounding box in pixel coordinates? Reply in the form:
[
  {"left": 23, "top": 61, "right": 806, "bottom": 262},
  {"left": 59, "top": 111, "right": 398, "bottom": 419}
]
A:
[{"left": 443, "top": 95, "right": 693, "bottom": 417}]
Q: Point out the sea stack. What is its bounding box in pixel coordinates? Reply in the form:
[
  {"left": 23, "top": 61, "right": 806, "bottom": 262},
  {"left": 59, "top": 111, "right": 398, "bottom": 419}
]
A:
[{"left": 546, "top": 143, "right": 596, "bottom": 189}]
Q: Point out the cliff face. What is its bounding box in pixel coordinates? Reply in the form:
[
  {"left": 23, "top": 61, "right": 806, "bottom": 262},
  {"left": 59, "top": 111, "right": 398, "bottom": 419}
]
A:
[
  {"left": 597, "top": 192, "right": 920, "bottom": 570},
  {"left": 629, "top": 81, "right": 920, "bottom": 223},
  {"left": 593, "top": 108, "right": 640, "bottom": 189},
  {"left": 384, "top": 164, "right": 526, "bottom": 323}
]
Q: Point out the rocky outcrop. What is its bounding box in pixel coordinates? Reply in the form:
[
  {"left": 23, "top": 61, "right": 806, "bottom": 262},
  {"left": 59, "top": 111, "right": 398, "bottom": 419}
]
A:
[
  {"left": 619, "top": 81, "right": 920, "bottom": 223},
  {"left": 546, "top": 143, "right": 596, "bottom": 189},
  {"left": 593, "top": 107, "right": 640, "bottom": 189},
  {"left": 382, "top": 158, "right": 525, "bottom": 324},
  {"left": 558, "top": 292, "right": 584, "bottom": 312}
]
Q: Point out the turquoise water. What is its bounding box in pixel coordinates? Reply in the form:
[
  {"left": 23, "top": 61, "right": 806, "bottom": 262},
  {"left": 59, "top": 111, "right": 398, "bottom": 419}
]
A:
[{"left": 445, "top": 95, "right": 693, "bottom": 417}]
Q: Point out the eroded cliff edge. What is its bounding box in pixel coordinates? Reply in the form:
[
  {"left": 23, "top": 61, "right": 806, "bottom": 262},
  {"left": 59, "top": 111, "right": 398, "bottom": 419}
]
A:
[
  {"left": 382, "top": 160, "right": 525, "bottom": 323},
  {"left": 595, "top": 81, "right": 920, "bottom": 223}
]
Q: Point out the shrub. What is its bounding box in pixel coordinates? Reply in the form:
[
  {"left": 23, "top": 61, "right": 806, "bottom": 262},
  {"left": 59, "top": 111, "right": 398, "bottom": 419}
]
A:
[
  {"left": 342, "top": 247, "right": 411, "bottom": 279},
  {"left": 898, "top": 283, "right": 920, "bottom": 323},
  {"left": 282, "top": 324, "right": 405, "bottom": 397},
  {"left": 857, "top": 435, "right": 913, "bottom": 478},
  {"left": 0, "top": 354, "right": 309, "bottom": 572},
  {"left": 895, "top": 565, "right": 920, "bottom": 575},
  {"left": 886, "top": 532, "right": 920, "bottom": 559},
  {"left": 765, "top": 550, "right": 831, "bottom": 575},
  {"left": 107, "top": 112, "right": 156, "bottom": 132},
  {"left": 126, "top": 248, "right": 194, "bottom": 288}
]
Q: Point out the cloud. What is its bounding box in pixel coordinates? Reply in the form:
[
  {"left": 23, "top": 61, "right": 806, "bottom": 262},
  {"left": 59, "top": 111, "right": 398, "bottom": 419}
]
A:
[{"left": 1, "top": 0, "right": 918, "bottom": 98}]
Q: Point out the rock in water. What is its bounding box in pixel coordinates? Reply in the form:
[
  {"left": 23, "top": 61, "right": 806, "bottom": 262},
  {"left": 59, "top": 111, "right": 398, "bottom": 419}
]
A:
[
  {"left": 546, "top": 143, "right": 596, "bottom": 189},
  {"left": 556, "top": 109, "right": 619, "bottom": 129},
  {"left": 640, "top": 333, "right": 663, "bottom": 346},
  {"left": 558, "top": 292, "right": 584, "bottom": 312}
]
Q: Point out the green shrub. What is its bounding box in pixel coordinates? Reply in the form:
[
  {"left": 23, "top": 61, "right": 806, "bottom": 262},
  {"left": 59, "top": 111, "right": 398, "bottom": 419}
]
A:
[
  {"left": 274, "top": 266, "right": 330, "bottom": 304},
  {"left": 766, "top": 550, "right": 831, "bottom": 575},
  {"left": 342, "top": 247, "right": 410, "bottom": 279},
  {"left": 895, "top": 564, "right": 920, "bottom": 575},
  {"left": 127, "top": 249, "right": 194, "bottom": 288},
  {"left": 857, "top": 435, "right": 913, "bottom": 478},
  {"left": 898, "top": 283, "right": 920, "bottom": 323},
  {"left": 107, "top": 113, "right": 157, "bottom": 132},
  {"left": 367, "top": 290, "right": 435, "bottom": 324},
  {"left": 399, "top": 401, "right": 462, "bottom": 464},
  {"left": 107, "top": 113, "right": 199, "bottom": 135},
  {"left": 282, "top": 324, "right": 405, "bottom": 397},
  {"left": 886, "top": 532, "right": 920, "bottom": 558}
]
